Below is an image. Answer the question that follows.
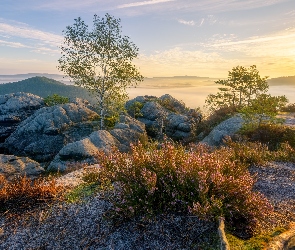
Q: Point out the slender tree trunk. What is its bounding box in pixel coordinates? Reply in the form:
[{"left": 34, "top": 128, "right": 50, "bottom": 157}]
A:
[{"left": 99, "top": 97, "right": 104, "bottom": 130}]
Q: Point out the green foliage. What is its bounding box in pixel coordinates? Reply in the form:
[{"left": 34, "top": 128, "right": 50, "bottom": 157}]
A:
[
  {"left": 128, "top": 101, "right": 144, "bottom": 118},
  {"left": 44, "top": 94, "right": 70, "bottom": 106},
  {"left": 205, "top": 65, "right": 268, "bottom": 111},
  {"left": 224, "top": 139, "right": 273, "bottom": 165},
  {"left": 274, "top": 143, "right": 295, "bottom": 162},
  {"left": 65, "top": 183, "right": 99, "bottom": 203},
  {"left": 281, "top": 103, "right": 295, "bottom": 112},
  {"left": 240, "top": 94, "right": 288, "bottom": 129},
  {"left": 58, "top": 13, "right": 143, "bottom": 129},
  {"left": 96, "top": 141, "right": 272, "bottom": 235},
  {"left": 239, "top": 123, "right": 295, "bottom": 151},
  {"left": 226, "top": 227, "right": 287, "bottom": 250}
]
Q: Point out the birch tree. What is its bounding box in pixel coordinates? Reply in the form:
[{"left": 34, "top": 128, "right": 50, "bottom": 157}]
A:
[{"left": 58, "top": 13, "right": 143, "bottom": 129}]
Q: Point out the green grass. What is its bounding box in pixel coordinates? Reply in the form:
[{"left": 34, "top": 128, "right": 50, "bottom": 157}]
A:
[
  {"left": 65, "top": 183, "right": 100, "bottom": 203},
  {"left": 226, "top": 227, "right": 287, "bottom": 249}
]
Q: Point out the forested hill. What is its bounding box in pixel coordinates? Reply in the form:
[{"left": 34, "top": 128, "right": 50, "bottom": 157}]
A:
[
  {"left": 268, "top": 76, "right": 295, "bottom": 86},
  {"left": 0, "top": 76, "right": 96, "bottom": 104}
]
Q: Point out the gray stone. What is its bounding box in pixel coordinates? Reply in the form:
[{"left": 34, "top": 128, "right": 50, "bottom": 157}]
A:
[
  {"left": 48, "top": 115, "right": 146, "bottom": 172},
  {"left": 126, "top": 94, "right": 201, "bottom": 140},
  {"left": 158, "top": 94, "right": 187, "bottom": 113},
  {"left": 0, "top": 92, "right": 44, "bottom": 142},
  {"left": 47, "top": 130, "right": 120, "bottom": 172},
  {"left": 201, "top": 115, "right": 244, "bottom": 146},
  {"left": 0, "top": 154, "right": 44, "bottom": 181},
  {"left": 4, "top": 102, "right": 99, "bottom": 162},
  {"left": 141, "top": 101, "right": 169, "bottom": 121}
]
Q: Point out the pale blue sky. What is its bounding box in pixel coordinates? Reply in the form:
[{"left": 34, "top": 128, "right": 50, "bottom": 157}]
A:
[{"left": 0, "top": 0, "right": 294, "bottom": 77}]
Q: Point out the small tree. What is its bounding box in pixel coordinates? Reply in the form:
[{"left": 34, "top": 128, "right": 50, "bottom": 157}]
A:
[
  {"left": 128, "top": 101, "right": 144, "bottom": 118},
  {"left": 58, "top": 13, "right": 143, "bottom": 129},
  {"left": 206, "top": 65, "right": 268, "bottom": 111},
  {"left": 240, "top": 94, "right": 288, "bottom": 129},
  {"left": 44, "top": 94, "right": 70, "bottom": 106}
]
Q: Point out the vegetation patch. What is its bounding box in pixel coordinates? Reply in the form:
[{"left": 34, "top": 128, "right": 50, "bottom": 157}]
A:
[
  {"left": 0, "top": 175, "right": 64, "bottom": 213},
  {"left": 95, "top": 141, "right": 273, "bottom": 237},
  {"left": 239, "top": 123, "right": 295, "bottom": 150},
  {"left": 44, "top": 93, "right": 70, "bottom": 106},
  {"left": 64, "top": 182, "right": 100, "bottom": 203},
  {"left": 226, "top": 227, "right": 287, "bottom": 249}
]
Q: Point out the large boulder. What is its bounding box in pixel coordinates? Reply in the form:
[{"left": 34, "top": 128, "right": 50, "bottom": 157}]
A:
[
  {"left": 201, "top": 115, "right": 244, "bottom": 146},
  {"left": 47, "top": 115, "right": 146, "bottom": 172},
  {"left": 0, "top": 154, "right": 44, "bottom": 181},
  {"left": 0, "top": 92, "right": 44, "bottom": 143},
  {"left": 4, "top": 102, "right": 99, "bottom": 162},
  {"left": 126, "top": 94, "right": 201, "bottom": 140}
]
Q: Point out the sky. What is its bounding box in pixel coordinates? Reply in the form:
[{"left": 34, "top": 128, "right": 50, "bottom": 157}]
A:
[{"left": 0, "top": 0, "right": 294, "bottom": 78}]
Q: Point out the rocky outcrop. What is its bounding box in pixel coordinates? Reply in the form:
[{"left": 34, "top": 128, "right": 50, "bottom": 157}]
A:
[
  {"left": 201, "top": 115, "right": 244, "bottom": 146},
  {"left": 0, "top": 92, "right": 44, "bottom": 143},
  {"left": 4, "top": 102, "right": 100, "bottom": 162},
  {"left": 0, "top": 154, "right": 44, "bottom": 181},
  {"left": 47, "top": 115, "right": 146, "bottom": 172},
  {"left": 126, "top": 94, "right": 201, "bottom": 140}
]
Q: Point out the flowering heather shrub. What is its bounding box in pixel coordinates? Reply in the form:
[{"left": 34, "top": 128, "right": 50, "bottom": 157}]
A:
[
  {"left": 224, "top": 139, "right": 273, "bottom": 165},
  {"left": 0, "top": 175, "right": 64, "bottom": 213},
  {"left": 273, "top": 143, "right": 295, "bottom": 162},
  {"left": 96, "top": 141, "right": 272, "bottom": 234}
]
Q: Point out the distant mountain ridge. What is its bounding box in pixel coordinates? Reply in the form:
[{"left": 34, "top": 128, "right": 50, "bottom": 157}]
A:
[
  {"left": 0, "top": 76, "right": 96, "bottom": 104},
  {"left": 268, "top": 76, "right": 295, "bottom": 86},
  {"left": 1, "top": 74, "right": 294, "bottom": 86}
]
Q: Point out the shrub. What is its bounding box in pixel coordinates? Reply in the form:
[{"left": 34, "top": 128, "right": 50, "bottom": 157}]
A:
[
  {"left": 239, "top": 124, "right": 295, "bottom": 150},
  {"left": 127, "top": 101, "right": 144, "bottom": 118},
  {"left": 0, "top": 175, "right": 64, "bottom": 213},
  {"left": 273, "top": 143, "right": 295, "bottom": 162},
  {"left": 44, "top": 94, "right": 70, "bottom": 106},
  {"left": 281, "top": 103, "right": 295, "bottom": 112},
  {"left": 224, "top": 138, "right": 273, "bottom": 165},
  {"left": 96, "top": 141, "right": 272, "bottom": 236}
]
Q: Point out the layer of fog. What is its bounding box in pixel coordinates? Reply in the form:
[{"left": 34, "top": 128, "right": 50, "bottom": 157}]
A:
[{"left": 127, "top": 85, "right": 295, "bottom": 111}]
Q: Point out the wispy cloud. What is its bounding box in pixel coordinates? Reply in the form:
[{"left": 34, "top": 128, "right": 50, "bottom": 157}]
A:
[
  {"left": 208, "top": 29, "right": 295, "bottom": 58},
  {"left": 0, "top": 22, "right": 62, "bottom": 47},
  {"left": 136, "top": 47, "right": 229, "bottom": 77},
  {"left": 117, "top": 0, "right": 174, "bottom": 9},
  {"left": 0, "top": 39, "right": 30, "bottom": 48},
  {"left": 177, "top": 15, "right": 216, "bottom": 27},
  {"left": 0, "top": 20, "right": 63, "bottom": 56},
  {"left": 178, "top": 19, "right": 195, "bottom": 26}
]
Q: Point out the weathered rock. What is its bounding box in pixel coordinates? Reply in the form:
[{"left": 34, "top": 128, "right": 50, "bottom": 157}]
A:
[
  {"left": 126, "top": 94, "right": 201, "bottom": 140},
  {"left": 47, "top": 115, "right": 146, "bottom": 172},
  {"left": 4, "top": 102, "right": 99, "bottom": 162},
  {"left": 0, "top": 92, "right": 44, "bottom": 143},
  {"left": 0, "top": 154, "right": 44, "bottom": 181},
  {"left": 140, "top": 101, "right": 169, "bottom": 121},
  {"left": 158, "top": 94, "right": 187, "bottom": 113},
  {"left": 201, "top": 115, "right": 244, "bottom": 146}
]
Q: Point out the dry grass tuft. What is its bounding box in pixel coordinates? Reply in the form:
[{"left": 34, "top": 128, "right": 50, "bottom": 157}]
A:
[{"left": 0, "top": 174, "right": 65, "bottom": 214}]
